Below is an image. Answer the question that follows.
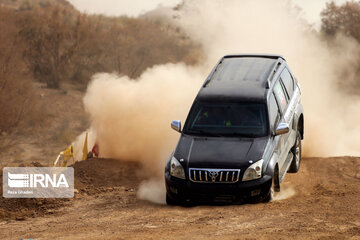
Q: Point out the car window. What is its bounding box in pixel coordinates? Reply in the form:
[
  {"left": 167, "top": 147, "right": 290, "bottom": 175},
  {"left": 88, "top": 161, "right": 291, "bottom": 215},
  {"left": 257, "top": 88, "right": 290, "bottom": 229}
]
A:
[
  {"left": 269, "top": 93, "right": 280, "bottom": 129},
  {"left": 184, "top": 102, "right": 268, "bottom": 137},
  {"left": 273, "top": 80, "right": 288, "bottom": 113},
  {"left": 280, "top": 68, "right": 294, "bottom": 98}
]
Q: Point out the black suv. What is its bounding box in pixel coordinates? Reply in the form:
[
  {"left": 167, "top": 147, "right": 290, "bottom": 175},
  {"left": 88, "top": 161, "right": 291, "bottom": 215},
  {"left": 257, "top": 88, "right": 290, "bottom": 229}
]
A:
[{"left": 165, "top": 54, "right": 304, "bottom": 204}]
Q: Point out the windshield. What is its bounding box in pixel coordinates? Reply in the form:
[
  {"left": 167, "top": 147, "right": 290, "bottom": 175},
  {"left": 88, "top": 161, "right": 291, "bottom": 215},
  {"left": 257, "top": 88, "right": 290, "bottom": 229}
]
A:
[{"left": 184, "top": 102, "right": 268, "bottom": 137}]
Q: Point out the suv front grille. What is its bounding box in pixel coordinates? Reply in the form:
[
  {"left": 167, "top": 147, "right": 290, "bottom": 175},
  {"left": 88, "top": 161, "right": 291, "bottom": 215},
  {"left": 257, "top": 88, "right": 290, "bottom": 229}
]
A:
[{"left": 189, "top": 168, "right": 240, "bottom": 183}]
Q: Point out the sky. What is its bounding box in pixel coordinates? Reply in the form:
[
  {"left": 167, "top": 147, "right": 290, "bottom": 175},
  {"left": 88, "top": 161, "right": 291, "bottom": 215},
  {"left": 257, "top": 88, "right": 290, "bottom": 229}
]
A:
[
  {"left": 68, "top": 0, "right": 181, "bottom": 17},
  {"left": 68, "top": 0, "right": 350, "bottom": 25}
]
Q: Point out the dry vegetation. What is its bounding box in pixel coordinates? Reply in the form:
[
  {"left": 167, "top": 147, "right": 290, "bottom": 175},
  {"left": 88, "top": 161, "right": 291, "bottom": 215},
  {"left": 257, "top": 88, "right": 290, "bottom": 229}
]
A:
[
  {"left": 321, "top": 1, "right": 360, "bottom": 40},
  {"left": 0, "top": 6, "right": 44, "bottom": 153},
  {"left": 321, "top": 1, "right": 360, "bottom": 89},
  {"left": 15, "top": 4, "right": 201, "bottom": 89}
]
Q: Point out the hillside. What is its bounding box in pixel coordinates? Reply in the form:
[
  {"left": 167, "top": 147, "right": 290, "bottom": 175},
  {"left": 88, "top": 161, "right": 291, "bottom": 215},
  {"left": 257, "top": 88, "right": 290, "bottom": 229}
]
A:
[{"left": 0, "top": 0, "right": 73, "bottom": 10}]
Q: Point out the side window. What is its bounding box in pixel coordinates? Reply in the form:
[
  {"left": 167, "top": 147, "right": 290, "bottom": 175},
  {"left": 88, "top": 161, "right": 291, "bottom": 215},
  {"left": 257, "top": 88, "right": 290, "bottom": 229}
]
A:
[
  {"left": 269, "top": 93, "right": 280, "bottom": 129},
  {"left": 280, "top": 68, "right": 294, "bottom": 98},
  {"left": 273, "top": 80, "right": 288, "bottom": 113}
]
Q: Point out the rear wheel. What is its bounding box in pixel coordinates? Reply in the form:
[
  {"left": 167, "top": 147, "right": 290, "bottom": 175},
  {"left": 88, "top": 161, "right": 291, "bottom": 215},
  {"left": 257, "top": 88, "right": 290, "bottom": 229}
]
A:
[{"left": 288, "top": 131, "right": 302, "bottom": 173}]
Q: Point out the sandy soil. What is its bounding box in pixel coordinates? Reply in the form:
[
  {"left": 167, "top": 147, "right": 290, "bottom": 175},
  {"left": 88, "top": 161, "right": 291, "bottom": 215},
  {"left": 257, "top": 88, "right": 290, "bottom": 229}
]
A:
[{"left": 1, "top": 157, "right": 360, "bottom": 240}]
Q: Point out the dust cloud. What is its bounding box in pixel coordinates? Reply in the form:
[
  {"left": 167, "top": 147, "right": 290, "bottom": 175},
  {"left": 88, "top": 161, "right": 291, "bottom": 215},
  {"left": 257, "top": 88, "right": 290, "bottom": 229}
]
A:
[
  {"left": 272, "top": 182, "right": 296, "bottom": 201},
  {"left": 77, "top": 0, "right": 360, "bottom": 203},
  {"left": 82, "top": 63, "right": 204, "bottom": 176},
  {"left": 137, "top": 178, "right": 166, "bottom": 204}
]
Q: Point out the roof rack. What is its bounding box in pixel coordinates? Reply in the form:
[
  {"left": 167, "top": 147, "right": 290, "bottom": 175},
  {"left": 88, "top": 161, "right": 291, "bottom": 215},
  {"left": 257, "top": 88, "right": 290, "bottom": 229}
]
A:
[
  {"left": 223, "top": 54, "right": 285, "bottom": 60},
  {"left": 266, "top": 58, "right": 284, "bottom": 88},
  {"left": 202, "top": 58, "right": 224, "bottom": 88},
  {"left": 203, "top": 54, "right": 286, "bottom": 88}
]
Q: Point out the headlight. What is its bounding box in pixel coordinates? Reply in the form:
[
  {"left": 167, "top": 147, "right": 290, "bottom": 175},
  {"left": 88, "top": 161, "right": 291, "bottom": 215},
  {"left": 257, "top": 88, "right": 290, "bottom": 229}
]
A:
[
  {"left": 170, "top": 156, "right": 185, "bottom": 179},
  {"left": 242, "top": 159, "right": 264, "bottom": 181}
]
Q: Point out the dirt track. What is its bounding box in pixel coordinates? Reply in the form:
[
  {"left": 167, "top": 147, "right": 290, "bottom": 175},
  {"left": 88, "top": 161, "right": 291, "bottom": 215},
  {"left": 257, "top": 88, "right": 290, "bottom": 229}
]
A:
[{"left": 1, "top": 157, "right": 360, "bottom": 240}]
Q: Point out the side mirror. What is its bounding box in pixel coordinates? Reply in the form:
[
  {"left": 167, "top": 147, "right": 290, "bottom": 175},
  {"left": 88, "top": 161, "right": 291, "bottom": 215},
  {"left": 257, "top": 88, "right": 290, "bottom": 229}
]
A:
[
  {"left": 275, "top": 122, "right": 289, "bottom": 136},
  {"left": 171, "top": 120, "right": 182, "bottom": 133}
]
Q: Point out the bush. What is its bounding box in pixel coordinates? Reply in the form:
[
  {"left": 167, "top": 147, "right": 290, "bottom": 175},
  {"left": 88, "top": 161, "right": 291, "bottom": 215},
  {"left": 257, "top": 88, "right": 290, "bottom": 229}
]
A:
[
  {"left": 321, "top": 1, "right": 360, "bottom": 41},
  {"left": 18, "top": 6, "right": 82, "bottom": 88},
  {"left": 321, "top": 1, "right": 360, "bottom": 90}
]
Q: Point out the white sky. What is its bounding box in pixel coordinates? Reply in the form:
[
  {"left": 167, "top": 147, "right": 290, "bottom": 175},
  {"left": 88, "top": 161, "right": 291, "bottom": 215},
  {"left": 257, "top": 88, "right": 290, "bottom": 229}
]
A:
[
  {"left": 68, "top": 0, "right": 181, "bottom": 17},
  {"left": 68, "top": 0, "right": 350, "bottom": 24}
]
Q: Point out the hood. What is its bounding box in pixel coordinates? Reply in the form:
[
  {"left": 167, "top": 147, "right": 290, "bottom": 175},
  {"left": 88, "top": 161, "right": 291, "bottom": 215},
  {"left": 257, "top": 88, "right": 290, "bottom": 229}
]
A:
[{"left": 174, "top": 134, "right": 269, "bottom": 169}]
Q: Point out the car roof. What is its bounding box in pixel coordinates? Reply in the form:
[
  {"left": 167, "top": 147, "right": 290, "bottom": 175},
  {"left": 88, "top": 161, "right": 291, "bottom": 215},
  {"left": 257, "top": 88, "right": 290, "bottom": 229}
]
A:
[{"left": 197, "top": 54, "right": 285, "bottom": 102}]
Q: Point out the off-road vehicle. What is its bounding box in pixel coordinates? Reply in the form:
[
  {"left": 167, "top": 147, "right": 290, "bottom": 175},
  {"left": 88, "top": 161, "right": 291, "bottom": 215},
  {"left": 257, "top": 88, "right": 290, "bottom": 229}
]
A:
[{"left": 165, "top": 54, "right": 304, "bottom": 204}]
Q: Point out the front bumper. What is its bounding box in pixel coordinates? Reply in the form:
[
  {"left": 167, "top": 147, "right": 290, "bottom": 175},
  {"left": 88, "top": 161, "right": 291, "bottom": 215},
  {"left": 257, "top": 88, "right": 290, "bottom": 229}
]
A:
[{"left": 165, "top": 171, "right": 272, "bottom": 203}]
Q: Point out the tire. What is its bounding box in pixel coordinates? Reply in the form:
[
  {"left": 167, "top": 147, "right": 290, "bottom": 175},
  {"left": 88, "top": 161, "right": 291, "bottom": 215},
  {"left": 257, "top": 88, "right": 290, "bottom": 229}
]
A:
[
  {"left": 288, "top": 131, "right": 302, "bottom": 173},
  {"left": 263, "top": 169, "right": 280, "bottom": 203},
  {"left": 166, "top": 193, "right": 179, "bottom": 206}
]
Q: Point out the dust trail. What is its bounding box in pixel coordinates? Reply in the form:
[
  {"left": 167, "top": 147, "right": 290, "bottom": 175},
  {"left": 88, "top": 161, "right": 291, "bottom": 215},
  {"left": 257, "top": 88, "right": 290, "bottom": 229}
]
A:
[
  {"left": 76, "top": 0, "right": 360, "bottom": 203},
  {"left": 137, "top": 178, "right": 166, "bottom": 204},
  {"left": 272, "top": 182, "right": 296, "bottom": 201}
]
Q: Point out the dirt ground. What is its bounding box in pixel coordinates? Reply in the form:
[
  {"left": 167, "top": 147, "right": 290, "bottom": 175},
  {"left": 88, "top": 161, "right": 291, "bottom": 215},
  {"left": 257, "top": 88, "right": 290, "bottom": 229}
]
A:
[{"left": 1, "top": 156, "right": 360, "bottom": 240}]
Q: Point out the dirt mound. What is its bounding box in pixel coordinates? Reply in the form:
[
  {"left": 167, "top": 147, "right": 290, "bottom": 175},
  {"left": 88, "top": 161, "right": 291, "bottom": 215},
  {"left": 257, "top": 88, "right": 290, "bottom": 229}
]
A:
[
  {"left": 73, "top": 158, "right": 143, "bottom": 195},
  {"left": 74, "top": 158, "right": 142, "bottom": 188}
]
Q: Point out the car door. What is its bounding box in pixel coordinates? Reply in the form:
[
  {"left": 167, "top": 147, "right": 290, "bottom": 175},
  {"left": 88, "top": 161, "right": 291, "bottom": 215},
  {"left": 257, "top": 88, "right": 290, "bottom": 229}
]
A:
[
  {"left": 268, "top": 91, "right": 287, "bottom": 171},
  {"left": 280, "top": 68, "right": 297, "bottom": 150}
]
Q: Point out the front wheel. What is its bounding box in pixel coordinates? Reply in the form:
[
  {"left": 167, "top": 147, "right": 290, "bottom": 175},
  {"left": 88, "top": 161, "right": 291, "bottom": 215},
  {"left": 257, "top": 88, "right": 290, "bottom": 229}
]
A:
[
  {"left": 263, "top": 170, "right": 280, "bottom": 202},
  {"left": 288, "top": 131, "right": 302, "bottom": 173}
]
